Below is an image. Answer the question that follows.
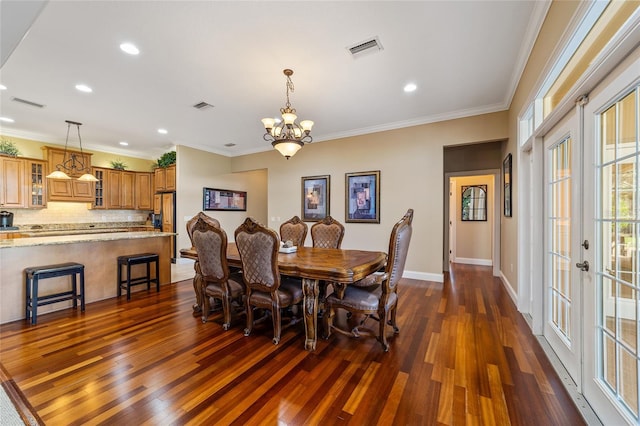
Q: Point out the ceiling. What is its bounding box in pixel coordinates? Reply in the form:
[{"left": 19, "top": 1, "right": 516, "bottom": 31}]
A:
[{"left": 0, "top": 1, "right": 548, "bottom": 160}]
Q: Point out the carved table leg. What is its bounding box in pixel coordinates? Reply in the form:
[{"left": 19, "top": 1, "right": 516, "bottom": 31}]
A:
[
  {"left": 191, "top": 261, "right": 203, "bottom": 316},
  {"left": 302, "top": 278, "right": 319, "bottom": 351}
]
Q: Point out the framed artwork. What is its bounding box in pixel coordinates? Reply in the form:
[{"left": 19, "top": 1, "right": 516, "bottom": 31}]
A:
[
  {"left": 345, "top": 170, "right": 380, "bottom": 223},
  {"left": 301, "top": 175, "right": 330, "bottom": 221},
  {"left": 503, "top": 153, "right": 512, "bottom": 217},
  {"left": 203, "top": 187, "right": 247, "bottom": 211}
]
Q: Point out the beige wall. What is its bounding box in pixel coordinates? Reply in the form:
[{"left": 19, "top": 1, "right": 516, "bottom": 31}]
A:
[
  {"left": 502, "top": 1, "right": 582, "bottom": 292},
  {"left": 454, "top": 175, "right": 494, "bottom": 263},
  {"left": 231, "top": 111, "right": 508, "bottom": 281},
  {"left": 175, "top": 145, "right": 267, "bottom": 252}
]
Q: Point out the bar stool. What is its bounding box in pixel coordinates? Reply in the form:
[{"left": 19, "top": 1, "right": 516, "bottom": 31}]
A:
[
  {"left": 25, "top": 262, "right": 85, "bottom": 325},
  {"left": 117, "top": 253, "right": 160, "bottom": 301}
]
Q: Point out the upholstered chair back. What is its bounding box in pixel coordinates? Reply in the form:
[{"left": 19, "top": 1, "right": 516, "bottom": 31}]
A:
[
  {"left": 191, "top": 215, "right": 229, "bottom": 283},
  {"left": 384, "top": 209, "right": 413, "bottom": 293},
  {"left": 235, "top": 218, "right": 281, "bottom": 292},
  {"left": 279, "top": 216, "right": 308, "bottom": 247},
  {"left": 186, "top": 212, "right": 220, "bottom": 248},
  {"left": 310, "top": 216, "right": 345, "bottom": 249}
]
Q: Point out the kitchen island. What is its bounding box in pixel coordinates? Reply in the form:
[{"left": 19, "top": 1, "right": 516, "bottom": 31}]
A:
[{"left": 0, "top": 231, "right": 174, "bottom": 324}]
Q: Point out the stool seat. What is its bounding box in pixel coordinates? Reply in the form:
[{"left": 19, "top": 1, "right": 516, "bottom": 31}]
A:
[
  {"left": 117, "top": 253, "right": 160, "bottom": 300},
  {"left": 25, "top": 262, "right": 85, "bottom": 325}
]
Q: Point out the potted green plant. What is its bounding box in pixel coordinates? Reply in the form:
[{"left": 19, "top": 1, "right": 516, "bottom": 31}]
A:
[
  {"left": 0, "top": 139, "right": 20, "bottom": 157},
  {"left": 155, "top": 151, "right": 176, "bottom": 168},
  {"left": 110, "top": 159, "right": 127, "bottom": 170}
]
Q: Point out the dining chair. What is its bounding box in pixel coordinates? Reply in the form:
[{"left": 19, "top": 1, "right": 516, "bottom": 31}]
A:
[
  {"left": 234, "top": 217, "right": 303, "bottom": 344},
  {"left": 279, "top": 215, "right": 308, "bottom": 247},
  {"left": 191, "top": 214, "right": 245, "bottom": 330},
  {"left": 310, "top": 216, "right": 345, "bottom": 248},
  {"left": 185, "top": 212, "right": 222, "bottom": 314},
  {"left": 323, "top": 209, "right": 413, "bottom": 351}
]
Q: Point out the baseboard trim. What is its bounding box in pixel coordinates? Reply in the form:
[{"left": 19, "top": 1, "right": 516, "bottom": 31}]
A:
[
  {"left": 403, "top": 270, "right": 444, "bottom": 283},
  {"left": 455, "top": 257, "right": 493, "bottom": 266},
  {"left": 499, "top": 271, "right": 518, "bottom": 306}
]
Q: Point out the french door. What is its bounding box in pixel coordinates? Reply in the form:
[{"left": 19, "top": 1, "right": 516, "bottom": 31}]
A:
[
  {"left": 543, "top": 111, "right": 584, "bottom": 387},
  {"left": 582, "top": 55, "right": 639, "bottom": 425}
]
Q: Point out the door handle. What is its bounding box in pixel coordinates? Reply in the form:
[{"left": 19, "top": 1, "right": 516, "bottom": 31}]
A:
[{"left": 576, "top": 261, "right": 589, "bottom": 271}]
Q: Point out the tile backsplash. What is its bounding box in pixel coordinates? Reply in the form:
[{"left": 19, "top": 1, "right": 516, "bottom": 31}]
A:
[{"left": 2, "top": 202, "right": 150, "bottom": 226}]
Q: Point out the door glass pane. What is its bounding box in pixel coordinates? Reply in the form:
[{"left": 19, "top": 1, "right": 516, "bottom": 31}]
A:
[
  {"left": 548, "top": 137, "right": 572, "bottom": 341},
  {"left": 596, "top": 87, "right": 639, "bottom": 421}
]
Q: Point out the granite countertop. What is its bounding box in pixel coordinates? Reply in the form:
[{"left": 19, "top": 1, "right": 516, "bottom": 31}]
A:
[
  {"left": 0, "top": 221, "right": 154, "bottom": 233},
  {"left": 0, "top": 231, "right": 176, "bottom": 249}
]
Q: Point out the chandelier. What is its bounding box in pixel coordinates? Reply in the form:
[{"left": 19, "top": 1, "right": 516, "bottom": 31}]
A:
[
  {"left": 261, "top": 69, "right": 314, "bottom": 159},
  {"left": 46, "top": 120, "right": 98, "bottom": 181}
]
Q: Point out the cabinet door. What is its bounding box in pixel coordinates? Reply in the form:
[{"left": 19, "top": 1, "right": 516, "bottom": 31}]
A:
[
  {"left": 71, "top": 180, "right": 94, "bottom": 201},
  {"left": 135, "top": 172, "right": 153, "bottom": 210},
  {"left": 154, "top": 168, "right": 166, "bottom": 191},
  {"left": 27, "top": 160, "right": 47, "bottom": 208},
  {"left": 107, "top": 170, "right": 122, "bottom": 208},
  {"left": 121, "top": 172, "right": 135, "bottom": 209},
  {"left": 0, "top": 157, "right": 26, "bottom": 208},
  {"left": 154, "top": 194, "right": 161, "bottom": 214},
  {"left": 165, "top": 165, "right": 176, "bottom": 191},
  {"left": 162, "top": 194, "right": 173, "bottom": 228},
  {"left": 92, "top": 168, "right": 107, "bottom": 209}
]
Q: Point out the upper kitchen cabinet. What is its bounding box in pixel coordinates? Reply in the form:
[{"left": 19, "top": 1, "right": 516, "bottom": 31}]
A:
[
  {"left": 107, "top": 169, "right": 135, "bottom": 209},
  {"left": 0, "top": 156, "right": 48, "bottom": 209},
  {"left": 26, "top": 159, "right": 47, "bottom": 208},
  {"left": 0, "top": 156, "right": 26, "bottom": 208},
  {"left": 154, "top": 164, "right": 176, "bottom": 192},
  {"left": 42, "top": 146, "right": 94, "bottom": 202},
  {"left": 135, "top": 172, "right": 153, "bottom": 210}
]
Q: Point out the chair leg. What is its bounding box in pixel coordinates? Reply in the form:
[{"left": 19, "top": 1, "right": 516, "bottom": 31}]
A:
[
  {"left": 272, "top": 304, "right": 281, "bottom": 345},
  {"left": 378, "top": 308, "right": 389, "bottom": 352},
  {"left": 201, "top": 290, "right": 211, "bottom": 324},
  {"left": 244, "top": 296, "right": 253, "bottom": 337},
  {"left": 323, "top": 305, "right": 333, "bottom": 339},
  {"left": 389, "top": 304, "right": 399, "bottom": 334},
  {"left": 221, "top": 295, "right": 232, "bottom": 330}
]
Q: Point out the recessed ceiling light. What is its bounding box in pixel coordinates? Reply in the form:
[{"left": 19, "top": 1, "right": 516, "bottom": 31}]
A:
[
  {"left": 404, "top": 83, "right": 417, "bottom": 93},
  {"left": 0, "top": 84, "right": 6, "bottom": 90},
  {"left": 0, "top": 117, "right": 15, "bottom": 123},
  {"left": 75, "top": 84, "right": 93, "bottom": 93},
  {"left": 158, "top": 128, "right": 168, "bottom": 134},
  {"left": 120, "top": 42, "right": 140, "bottom": 55},
  {"left": 119, "top": 141, "right": 129, "bottom": 146}
]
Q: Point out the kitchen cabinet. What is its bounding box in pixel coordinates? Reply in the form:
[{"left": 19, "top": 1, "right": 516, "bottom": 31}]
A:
[
  {"left": 0, "top": 156, "right": 26, "bottom": 208},
  {"left": 107, "top": 170, "right": 135, "bottom": 209},
  {"left": 92, "top": 168, "right": 107, "bottom": 209},
  {"left": 154, "top": 164, "right": 176, "bottom": 192},
  {"left": 26, "top": 159, "right": 47, "bottom": 208},
  {"left": 135, "top": 172, "right": 153, "bottom": 210},
  {"left": 43, "top": 147, "right": 94, "bottom": 202},
  {"left": 154, "top": 192, "right": 176, "bottom": 261}
]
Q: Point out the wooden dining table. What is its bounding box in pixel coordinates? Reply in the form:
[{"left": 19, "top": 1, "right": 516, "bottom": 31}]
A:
[{"left": 181, "top": 243, "right": 386, "bottom": 351}]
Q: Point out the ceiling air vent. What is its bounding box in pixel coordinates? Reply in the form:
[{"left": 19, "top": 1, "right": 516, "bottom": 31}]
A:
[
  {"left": 193, "top": 101, "right": 214, "bottom": 110},
  {"left": 347, "top": 37, "right": 383, "bottom": 57},
  {"left": 12, "top": 97, "right": 45, "bottom": 108}
]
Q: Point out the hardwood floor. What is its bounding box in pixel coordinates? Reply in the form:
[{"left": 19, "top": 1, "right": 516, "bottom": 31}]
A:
[{"left": 0, "top": 263, "right": 585, "bottom": 425}]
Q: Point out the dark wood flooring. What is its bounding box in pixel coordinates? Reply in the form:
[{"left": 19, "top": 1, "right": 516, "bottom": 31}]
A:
[{"left": 0, "top": 263, "right": 585, "bottom": 425}]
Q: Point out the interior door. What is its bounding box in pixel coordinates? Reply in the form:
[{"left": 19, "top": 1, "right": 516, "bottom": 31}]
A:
[
  {"left": 543, "top": 110, "right": 583, "bottom": 387},
  {"left": 582, "top": 55, "right": 639, "bottom": 424}
]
